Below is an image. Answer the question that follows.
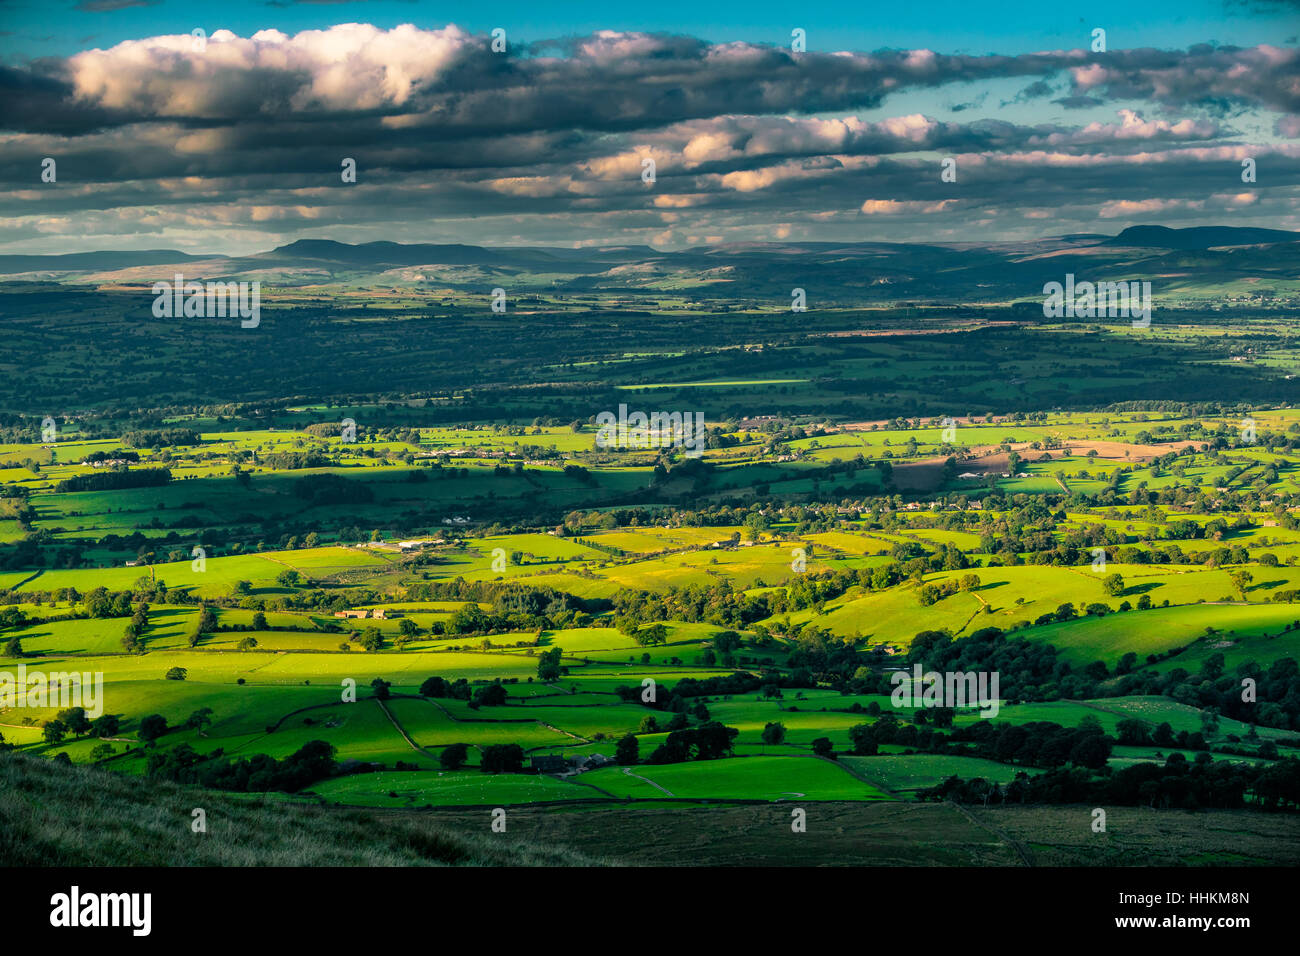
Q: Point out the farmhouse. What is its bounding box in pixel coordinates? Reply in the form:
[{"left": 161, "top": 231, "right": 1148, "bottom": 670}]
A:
[
  {"left": 334, "top": 609, "right": 370, "bottom": 619},
  {"left": 397, "top": 539, "right": 440, "bottom": 551}
]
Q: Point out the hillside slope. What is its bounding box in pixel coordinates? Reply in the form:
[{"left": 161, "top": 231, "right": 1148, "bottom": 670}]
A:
[{"left": 0, "top": 754, "right": 606, "bottom": 867}]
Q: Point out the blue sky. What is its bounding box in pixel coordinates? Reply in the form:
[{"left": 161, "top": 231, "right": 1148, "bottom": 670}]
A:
[{"left": 3, "top": 0, "right": 1295, "bottom": 61}]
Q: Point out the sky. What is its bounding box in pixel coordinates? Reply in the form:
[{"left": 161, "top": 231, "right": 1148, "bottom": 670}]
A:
[{"left": 0, "top": 0, "right": 1297, "bottom": 253}]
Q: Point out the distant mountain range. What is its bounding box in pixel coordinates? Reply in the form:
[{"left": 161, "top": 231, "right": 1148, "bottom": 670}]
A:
[
  {"left": 1, "top": 226, "right": 1295, "bottom": 304},
  {"left": 0, "top": 248, "right": 227, "bottom": 273},
  {"left": 1104, "top": 225, "right": 1300, "bottom": 249}
]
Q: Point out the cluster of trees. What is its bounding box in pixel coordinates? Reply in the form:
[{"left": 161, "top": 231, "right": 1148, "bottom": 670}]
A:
[
  {"left": 1096, "top": 653, "right": 1300, "bottom": 732},
  {"left": 83, "top": 450, "right": 140, "bottom": 464},
  {"left": 861, "top": 626, "right": 1300, "bottom": 736},
  {"left": 945, "top": 718, "right": 1114, "bottom": 769},
  {"left": 437, "top": 601, "right": 544, "bottom": 637},
  {"left": 611, "top": 580, "right": 770, "bottom": 630},
  {"left": 403, "top": 580, "right": 600, "bottom": 633},
  {"left": 120, "top": 428, "right": 200, "bottom": 448},
  {"left": 644, "top": 721, "right": 739, "bottom": 764},
  {"left": 39, "top": 707, "right": 122, "bottom": 744},
  {"left": 917, "top": 573, "right": 982, "bottom": 607},
  {"left": 120, "top": 601, "right": 150, "bottom": 652},
  {"left": 184, "top": 604, "right": 217, "bottom": 648},
  {"left": 55, "top": 468, "right": 171, "bottom": 493},
  {"left": 1115, "top": 718, "right": 1211, "bottom": 750},
  {"left": 920, "top": 754, "right": 1300, "bottom": 811},
  {"left": 419, "top": 675, "right": 474, "bottom": 700},
  {"left": 480, "top": 743, "right": 524, "bottom": 773},
  {"left": 262, "top": 451, "right": 335, "bottom": 470},
  {"left": 146, "top": 740, "right": 337, "bottom": 792},
  {"left": 291, "top": 473, "right": 373, "bottom": 504},
  {"left": 618, "top": 621, "right": 668, "bottom": 647}
]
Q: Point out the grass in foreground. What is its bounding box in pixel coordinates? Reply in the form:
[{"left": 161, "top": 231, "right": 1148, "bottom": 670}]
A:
[{"left": 0, "top": 753, "right": 606, "bottom": 867}]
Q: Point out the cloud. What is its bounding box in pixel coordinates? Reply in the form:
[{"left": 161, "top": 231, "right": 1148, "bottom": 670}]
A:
[
  {"left": 8, "top": 27, "right": 1295, "bottom": 137},
  {"left": 859, "top": 199, "right": 959, "bottom": 215},
  {"left": 0, "top": 25, "right": 1297, "bottom": 251}
]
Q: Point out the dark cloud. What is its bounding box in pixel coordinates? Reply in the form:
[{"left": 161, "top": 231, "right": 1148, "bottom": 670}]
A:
[
  {"left": 0, "top": 26, "right": 1294, "bottom": 251},
  {"left": 7, "top": 30, "right": 1296, "bottom": 137}
]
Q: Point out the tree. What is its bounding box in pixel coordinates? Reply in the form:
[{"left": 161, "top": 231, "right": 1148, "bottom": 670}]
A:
[
  {"left": 42, "top": 719, "right": 67, "bottom": 744},
  {"left": 420, "top": 675, "right": 450, "bottom": 698},
  {"left": 370, "top": 677, "right": 392, "bottom": 700},
  {"left": 360, "top": 626, "right": 384, "bottom": 652},
  {"left": 91, "top": 714, "right": 120, "bottom": 738},
  {"left": 83, "top": 587, "right": 113, "bottom": 619},
  {"left": 185, "top": 707, "right": 214, "bottom": 731},
  {"left": 3, "top": 636, "right": 22, "bottom": 658},
  {"left": 480, "top": 743, "right": 524, "bottom": 773},
  {"left": 1116, "top": 718, "right": 1151, "bottom": 745},
  {"left": 440, "top": 742, "right": 470, "bottom": 770},
  {"left": 811, "top": 736, "right": 834, "bottom": 758},
  {"left": 251, "top": 611, "right": 268, "bottom": 630},
  {"left": 633, "top": 624, "right": 668, "bottom": 647},
  {"left": 848, "top": 723, "right": 879, "bottom": 755},
  {"left": 615, "top": 733, "right": 639, "bottom": 765},
  {"left": 164, "top": 666, "right": 188, "bottom": 681},
  {"left": 276, "top": 569, "right": 303, "bottom": 588},
  {"left": 398, "top": 617, "right": 419, "bottom": 638},
  {"left": 1103, "top": 573, "right": 1125, "bottom": 597},
  {"left": 473, "top": 682, "right": 508, "bottom": 707},
  {"left": 56, "top": 707, "right": 91, "bottom": 737},
  {"left": 713, "top": 631, "right": 742, "bottom": 654},
  {"left": 761, "top": 721, "right": 787, "bottom": 751},
  {"left": 1068, "top": 734, "right": 1112, "bottom": 769},
  {"left": 1229, "top": 569, "right": 1253, "bottom": 599},
  {"left": 693, "top": 721, "right": 739, "bottom": 760},
  {"left": 537, "top": 646, "right": 563, "bottom": 681},
  {"left": 1200, "top": 708, "right": 1221, "bottom": 735},
  {"left": 121, "top": 624, "right": 141, "bottom": 653},
  {"left": 138, "top": 713, "right": 168, "bottom": 744},
  {"left": 448, "top": 602, "right": 488, "bottom": 634}
]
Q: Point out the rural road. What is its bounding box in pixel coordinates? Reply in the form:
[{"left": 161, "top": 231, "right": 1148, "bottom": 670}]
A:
[{"left": 623, "top": 766, "right": 673, "bottom": 796}]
